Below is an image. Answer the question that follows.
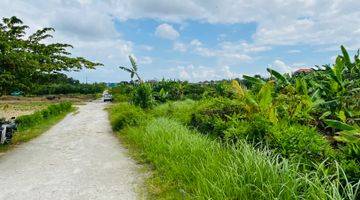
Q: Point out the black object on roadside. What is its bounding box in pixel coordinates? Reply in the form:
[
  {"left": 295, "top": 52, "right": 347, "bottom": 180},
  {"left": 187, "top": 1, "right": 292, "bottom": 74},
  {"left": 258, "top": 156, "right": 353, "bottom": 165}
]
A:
[{"left": 0, "top": 117, "right": 17, "bottom": 144}]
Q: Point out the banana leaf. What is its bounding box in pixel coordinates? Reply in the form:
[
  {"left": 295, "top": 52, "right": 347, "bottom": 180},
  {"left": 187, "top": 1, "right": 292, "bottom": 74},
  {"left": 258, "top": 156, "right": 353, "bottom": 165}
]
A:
[
  {"left": 324, "top": 119, "right": 355, "bottom": 131},
  {"left": 266, "top": 68, "right": 290, "bottom": 85},
  {"left": 243, "top": 75, "right": 265, "bottom": 86}
]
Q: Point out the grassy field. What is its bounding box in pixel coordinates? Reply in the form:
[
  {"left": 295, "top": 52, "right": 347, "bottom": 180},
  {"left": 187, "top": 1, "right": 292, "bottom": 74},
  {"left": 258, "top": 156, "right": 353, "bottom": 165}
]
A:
[{"left": 108, "top": 102, "right": 359, "bottom": 200}]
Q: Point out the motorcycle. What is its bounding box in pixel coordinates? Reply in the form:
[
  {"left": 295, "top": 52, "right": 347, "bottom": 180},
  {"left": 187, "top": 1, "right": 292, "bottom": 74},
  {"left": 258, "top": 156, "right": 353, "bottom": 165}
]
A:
[{"left": 0, "top": 117, "right": 17, "bottom": 144}]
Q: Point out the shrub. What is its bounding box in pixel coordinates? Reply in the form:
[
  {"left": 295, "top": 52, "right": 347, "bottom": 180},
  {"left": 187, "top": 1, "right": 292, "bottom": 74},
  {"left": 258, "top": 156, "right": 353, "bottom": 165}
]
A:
[
  {"left": 189, "top": 98, "right": 245, "bottom": 137},
  {"left": 16, "top": 102, "right": 72, "bottom": 129},
  {"left": 184, "top": 83, "right": 206, "bottom": 100},
  {"left": 131, "top": 83, "right": 155, "bottom": 109},
  {"left": 269, "top": 122, "right": 335, "bottom": 164},
  {"left": 108, "top": 103, "right": 147, "bottom": 131},
  {"left": 150, "top": 99, "right": 198, "bottom": 124},
  {"left": 224, "top": 114, "right": 272, "bottom": 145}
]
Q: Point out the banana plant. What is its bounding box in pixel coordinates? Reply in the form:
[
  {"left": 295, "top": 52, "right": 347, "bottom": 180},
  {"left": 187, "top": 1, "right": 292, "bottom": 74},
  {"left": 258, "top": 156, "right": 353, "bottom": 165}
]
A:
[
  {"left": 119, "top": 55, "right": 143, "bottom": 83},
  {"left": 324, "top": 119, "right": 360, "bottom": 157},
  {"left": 232, "top": 80, "right": 278, "bottom": 123},
  {"left": 243, "top": 75, "right": 266, "bottom": 86},
  {"left": 267, "top": 68, "right": 290, "bottom": 85}
]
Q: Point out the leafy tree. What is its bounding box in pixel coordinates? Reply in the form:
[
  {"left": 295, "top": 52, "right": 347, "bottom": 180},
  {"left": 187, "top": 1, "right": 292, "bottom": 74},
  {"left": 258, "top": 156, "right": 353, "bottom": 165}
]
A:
[{"left": 0, "top": 16, "right": 102, "bottom": 95}]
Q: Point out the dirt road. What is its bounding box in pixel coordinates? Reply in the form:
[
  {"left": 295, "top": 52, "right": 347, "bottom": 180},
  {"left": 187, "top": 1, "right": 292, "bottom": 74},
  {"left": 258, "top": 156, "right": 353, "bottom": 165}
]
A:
[{"left": 0, "top": 101, "right": 143, "bottom": 200}]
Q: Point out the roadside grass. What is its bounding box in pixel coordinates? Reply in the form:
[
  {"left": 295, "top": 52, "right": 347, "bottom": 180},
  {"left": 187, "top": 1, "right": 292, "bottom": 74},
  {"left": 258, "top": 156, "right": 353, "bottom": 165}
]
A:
[
  {"left": 109, "top": 103, "right": 359, "bottom": 199},
  {"left": 0, "top": 102, "right": 74, "bottom": 153}
]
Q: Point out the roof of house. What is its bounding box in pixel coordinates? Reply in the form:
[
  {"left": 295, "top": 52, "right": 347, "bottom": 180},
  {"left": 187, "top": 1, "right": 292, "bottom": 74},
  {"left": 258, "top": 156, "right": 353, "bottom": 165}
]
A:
[{"left": 293, "top": 68, "right": 313, "bottom": 74}]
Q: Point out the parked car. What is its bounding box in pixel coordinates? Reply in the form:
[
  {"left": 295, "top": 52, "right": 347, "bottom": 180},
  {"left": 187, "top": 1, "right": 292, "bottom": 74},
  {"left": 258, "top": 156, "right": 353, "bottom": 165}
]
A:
[{"left": 103, "top": 94, "right": 113, "bottom": 102}]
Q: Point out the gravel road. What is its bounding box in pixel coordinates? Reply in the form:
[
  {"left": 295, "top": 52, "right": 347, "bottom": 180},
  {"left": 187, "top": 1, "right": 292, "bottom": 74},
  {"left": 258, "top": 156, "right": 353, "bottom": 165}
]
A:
[{"left": 0, "top": 101, "right": 144, "bottom": 200}]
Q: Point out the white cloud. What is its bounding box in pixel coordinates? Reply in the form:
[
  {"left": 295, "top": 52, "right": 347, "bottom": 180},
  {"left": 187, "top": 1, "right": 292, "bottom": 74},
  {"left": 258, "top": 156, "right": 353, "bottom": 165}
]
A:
[
  {"left": 192, "top": 41, "right": 254, "bottom": 63},
  {"left": 138, "top": 56, "right": 153, "bottom": 65},
  {"left": 270, "top": 59, "right": 306, "bottom": 74},
  {"left": 155, "top": 23, "right": 180, "bottom": 40},
  {"left": 138, "top": 45, "right": 154, "bottom": 51},
  {"left": 220, "top": 41, "right": 271, "bottom": 53},
  {"left": 3, "top": 0, "right": 359, "bottom": 49},
  {"left": 173, "top": 42, "right": 187, "bottom": 52},
  {"left": 288, "top": 49, "right": 301, "bottom": 54},
  {"left": 170, "top": 64, "right": 241, "bottom": 82},
  {"left": 190, "top": 39, "right": 202, "bottom": 46},
  {"left": 271, "top": 60, "right": 293, "bottom": 74},
  {"left": 108, "top": 0, "right": 360, "bottom": 49}
]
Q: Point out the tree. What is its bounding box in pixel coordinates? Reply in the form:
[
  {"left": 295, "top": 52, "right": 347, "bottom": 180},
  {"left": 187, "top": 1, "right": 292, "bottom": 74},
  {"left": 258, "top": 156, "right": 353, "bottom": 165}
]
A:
[
  {"left": 119, "top": 55, "right": 143, "bottom": 83},
  {"left": 0, "top": 16, "right": 102, "bottom": 95}
]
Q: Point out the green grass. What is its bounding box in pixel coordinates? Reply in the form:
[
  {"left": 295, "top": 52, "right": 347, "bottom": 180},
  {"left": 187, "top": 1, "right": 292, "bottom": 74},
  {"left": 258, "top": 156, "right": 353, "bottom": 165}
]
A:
[
  {"left": 150, "top": 99, "right": 198, "bottom": 124},
  {"left": 109, "top": 103, "right": 359, "bottom": 199},
  {"left": 0, "top": 104, "right": 74, "bottom": 153}
]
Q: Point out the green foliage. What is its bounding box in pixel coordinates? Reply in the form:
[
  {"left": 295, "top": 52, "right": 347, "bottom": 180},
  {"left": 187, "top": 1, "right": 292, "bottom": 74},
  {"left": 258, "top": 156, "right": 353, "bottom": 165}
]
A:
[
  {"left": 0, "top": 16, "right": 102, "bottom": 95},
  {"left": 183, "top": 83, "right": 207, "bottom": 100},
  {"left": 224, "top": 114, "right": 272, "bottom": 145},
  {"left": 267, "top": 68, "right": 290, "bottom": 85},
  {"left": 269, "top": 122, "right": 334, "bottom": 164},
  {"left": 108, "top": 103, "right": 147, "bottom": 131},
  {"left": 16, "top": 102, "right": 72, "bottom": 129},
  {"left": 131, "top": 83, "right": 155, "bottom": 109},
  {"left": 325, "top": 119, "right": 356, "bottom": 131},
  {"left": 190, "top": 98, "right": 245, "bottom": 137},
  {"left": 113, "top": 115, "right": 359, "bottom": 199},
  {"left": 150, "top": 99, "right": 198, "bottom": 124},
  {"left": 152, "top": 79, "right": 184, "bottom": 101}
]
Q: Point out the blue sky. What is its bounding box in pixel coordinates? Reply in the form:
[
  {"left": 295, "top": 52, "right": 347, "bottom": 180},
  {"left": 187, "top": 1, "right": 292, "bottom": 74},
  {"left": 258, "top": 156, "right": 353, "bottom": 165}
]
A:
[{"left": 1, "top": 0, "right": 360, "bottom": 82}]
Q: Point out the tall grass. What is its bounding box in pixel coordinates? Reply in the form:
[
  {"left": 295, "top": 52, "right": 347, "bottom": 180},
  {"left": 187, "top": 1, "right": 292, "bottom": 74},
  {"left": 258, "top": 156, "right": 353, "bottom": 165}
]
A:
[
  {"left": 119, "top": 117, "right": 359, "bottom": 199},
  {"left": 150, "top": 99, "right": 198, "bottom": 124}
]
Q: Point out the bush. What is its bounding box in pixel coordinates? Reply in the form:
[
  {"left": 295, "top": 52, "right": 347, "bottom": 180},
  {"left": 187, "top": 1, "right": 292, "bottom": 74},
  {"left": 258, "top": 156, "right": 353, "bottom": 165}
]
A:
[
  {"left": 269, "top": 122, "right": 335, "bottom": 164},
  {"left": 184, "top": 83, "right": 206, "bottom": 100},
  {"left": 224, "top": 114, "right": 272, "bottom": 145},
  {"left": 16, "top": 102, "right": 72, "bottom": 129},
  {"left": 150, "top": 99, "right": 198, "bottom": 124},
  {"left": 131, "top": 83, "right": 155, "bottom": 109},
  {"left": 108, "top": 103, "right": 147, "bottom": 131},
  {"left": 189, "top": 98, "right": 245, "bottom": 137}
]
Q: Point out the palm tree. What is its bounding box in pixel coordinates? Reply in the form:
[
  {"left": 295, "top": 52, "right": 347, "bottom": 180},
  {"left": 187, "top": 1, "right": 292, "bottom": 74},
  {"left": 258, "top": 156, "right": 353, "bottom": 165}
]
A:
[{"left": 119, "top": 55, "right": 143, "bottom": 83}]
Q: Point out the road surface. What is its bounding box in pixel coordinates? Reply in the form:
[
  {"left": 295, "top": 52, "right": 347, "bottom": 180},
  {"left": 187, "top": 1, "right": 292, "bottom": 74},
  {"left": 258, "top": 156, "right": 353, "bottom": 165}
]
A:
[{"left": 0, "top": 101, "right": 143, "bottom": 200}]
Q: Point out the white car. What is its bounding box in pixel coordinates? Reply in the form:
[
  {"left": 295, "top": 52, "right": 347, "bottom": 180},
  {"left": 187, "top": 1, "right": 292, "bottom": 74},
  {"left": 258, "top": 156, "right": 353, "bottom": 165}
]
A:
[{"left": 103, "top": 94, "right": 113, "bottom": 102}]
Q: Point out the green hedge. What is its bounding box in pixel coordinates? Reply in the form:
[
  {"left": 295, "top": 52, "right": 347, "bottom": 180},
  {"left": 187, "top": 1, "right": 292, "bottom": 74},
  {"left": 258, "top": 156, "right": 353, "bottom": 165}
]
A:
[{"left": 16, "top": 102, "right": 72, "bottom": 129}]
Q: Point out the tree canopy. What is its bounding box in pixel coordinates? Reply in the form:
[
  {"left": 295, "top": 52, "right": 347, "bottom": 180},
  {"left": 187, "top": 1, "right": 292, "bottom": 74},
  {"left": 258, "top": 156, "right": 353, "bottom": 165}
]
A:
[{"left": 0, "top": 16, "right": 103, "bottom": 95}]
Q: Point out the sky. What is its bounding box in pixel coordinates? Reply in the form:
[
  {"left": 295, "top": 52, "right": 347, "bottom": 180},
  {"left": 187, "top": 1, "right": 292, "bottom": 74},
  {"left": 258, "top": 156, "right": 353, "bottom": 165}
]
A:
[{"left": 1, "top": 0, "right": 360, "bottom": 83}]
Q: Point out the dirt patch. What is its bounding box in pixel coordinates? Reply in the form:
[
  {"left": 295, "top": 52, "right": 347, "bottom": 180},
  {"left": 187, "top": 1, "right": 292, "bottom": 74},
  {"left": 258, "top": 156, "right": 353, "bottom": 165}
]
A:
[{"left": 0, "top": 95, "right": 97, "bottom": 120}]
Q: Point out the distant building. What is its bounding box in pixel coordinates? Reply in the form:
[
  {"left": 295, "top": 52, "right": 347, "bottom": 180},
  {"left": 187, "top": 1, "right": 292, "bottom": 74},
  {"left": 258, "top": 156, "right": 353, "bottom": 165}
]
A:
[
  {"left": 293, "top": 68, "right": 314, "bottom": 76},
  {"left": 106, "top": 83, "right": 118, "bottom": 88}
]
